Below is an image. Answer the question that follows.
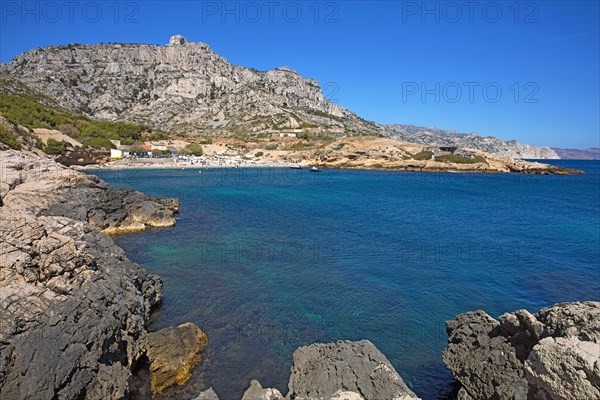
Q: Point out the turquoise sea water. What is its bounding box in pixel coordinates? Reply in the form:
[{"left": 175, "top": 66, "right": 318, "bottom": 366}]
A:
[{"left": 90, "top": 160, "right": 600, "bottom": 400}]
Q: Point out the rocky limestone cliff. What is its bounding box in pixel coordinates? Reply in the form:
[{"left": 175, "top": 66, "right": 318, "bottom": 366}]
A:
[
  {"left": 0, "top": 206, "right": 161, "bottom": 399},
  {"left": 442, "top": 302, "right": 600, "bottom": 400},
  {"left": 0, "top": 35, "right": 380, "bottom": 136},
  {"left": 0, "top": 144, "right": 182, "bottom": 399},
  {"left": 384, "top": 124, "right": 560, "bottom": 160}
]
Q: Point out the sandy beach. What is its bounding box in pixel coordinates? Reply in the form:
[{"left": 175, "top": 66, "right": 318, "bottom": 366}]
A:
[{"left": 74, "top": 155, "right": 296, "bottom": 171}]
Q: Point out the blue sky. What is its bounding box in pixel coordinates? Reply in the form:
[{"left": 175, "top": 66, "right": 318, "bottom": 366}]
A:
[{"left": 1, "top": 1, "right": 598, "bottom": 148}]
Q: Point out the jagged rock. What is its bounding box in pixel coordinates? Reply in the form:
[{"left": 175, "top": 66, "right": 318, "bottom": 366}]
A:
[
  {"left": 0, "top": 37, "right": 381, "bottom": 136},
  {"left": 193, "top": 387, "right": 220, "bottom": 400},
  {"left": 286, "top": 340, "right": 421, "bottom": 400},
  {"left": 241, "top": 380, "right": 284, "bottom": 400},
  {"left": 442, "top": 311, "right": 528, "bottom": 399},
  {"left": 0, "top": 147, "right": 192, "bottom": 399},
  {"left": 442, "top": 302, "right": 600, "bottom": 400},
  {"left": 169, "top": 34, "right": 189, "bottom": 45},
  {"left": 525, "top": 337, "right": 600, "bottom": 400},
  {"left": 0, "top": 148, "right": 179, "bottom": 233},
  {"left": 0, "top": 209, "right": 162, "bottom": 399},
  {"left": 146, "top": 322, "right": 208, "bottom": 393}
]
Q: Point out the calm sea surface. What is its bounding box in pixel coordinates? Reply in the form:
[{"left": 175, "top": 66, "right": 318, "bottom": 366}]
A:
[{"left": 89, "top": 160, "right": 600, "bottom": 400}]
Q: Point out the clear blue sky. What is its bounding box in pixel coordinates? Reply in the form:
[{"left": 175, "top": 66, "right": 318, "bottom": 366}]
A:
[{"left": 1, "top": 0, "right": 598, "bottom": 148}]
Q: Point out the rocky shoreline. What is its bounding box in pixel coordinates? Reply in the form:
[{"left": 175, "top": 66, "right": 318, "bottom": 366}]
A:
[
  {"left": 443, "top": 302, "right": 600, "bottom": 400},
  {"left": 1, "top": 146, "right": 597, "bottom": 399}
]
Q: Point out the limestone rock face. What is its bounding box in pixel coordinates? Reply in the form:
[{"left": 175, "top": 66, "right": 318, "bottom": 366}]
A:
[
  {"left": 0, "top": 146, "right": 184, "bottom": 399},
  {"left": 442, "top": 302, "right": 600, "bottom": 400},
  {"left": 0, "top": 209, "right": 162, "bottom": 399},
  {"left": 145, "top": 322, "right": 208, "bottom": 393},
  {"left": 0, "top": 36, "right": 381, "bottom": 135},
  {"left": 286, "top": 340, "right": 421, "bottom": 400},
  {"left": 0, "top": 148, "right": 179, "bottom": 233},
  {"left": 442, "top": 311, "right": 528, "bottom": 399}
]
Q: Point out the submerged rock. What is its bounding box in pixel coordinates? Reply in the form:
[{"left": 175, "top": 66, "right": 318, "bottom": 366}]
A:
[
  {"left": 442, "top": 302, "right": 600, "bottom": 400},
  {"left": 286, "top": 340, "right": 421, "bottom": 400},
  {"left": 146, "top": 322, "right": 208, "bottom": 393}
]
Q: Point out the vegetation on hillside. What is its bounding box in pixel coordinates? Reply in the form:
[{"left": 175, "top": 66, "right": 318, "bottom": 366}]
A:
[
  {"left": 0, "top": 125, "right": 22, "bottom": 150},
  {"left": 435, "top": 154, "right": 488, "bottom": 164},
  {"left": 179, "top": 143, "right": 203, "bottom": 156},
  {"left": 412, "top": 151, "right": 433, "bottom": 160},
  {"left": 44, "top": 139, "right": 67, "bottom": 155},
  {"left": 0, "top": 91, "right": 169, "bottom": 149}
]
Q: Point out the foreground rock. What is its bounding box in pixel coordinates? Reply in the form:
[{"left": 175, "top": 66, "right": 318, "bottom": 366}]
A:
[
  {"left": 0, "top": 148, "right": 179, "bottom": 233},
  {"left": 287, "top": 340, "right": 420, "bottom": 400},
  {"left": 442, "top": 302, "right": 600, "bottom": 400},
  {"left": 0, "top": 209, "right": 162, "bottom": 399},
  {"left": 193, "top": 340, "right": 420, "bottom": 400},
  {"left": 146, "top": 322, "right": 208, "bottom": 393},
  {"left": 0, "top": 145, "right": 182, "bottom": 399}
]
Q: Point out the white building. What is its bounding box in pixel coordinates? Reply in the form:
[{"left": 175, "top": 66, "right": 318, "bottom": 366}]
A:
[{"left": 110, "top": 149, "right": 123, "bottom": 159}]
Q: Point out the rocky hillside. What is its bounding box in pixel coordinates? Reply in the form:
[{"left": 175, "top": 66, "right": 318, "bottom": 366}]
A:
[
  {"left": 552, "top": 147, "right": 600, "bottom": 160},
  {"left": 0, "top": 35, "right": 380, "bottom": 136},
  {"left": 384, "top": 124, "right": 560, "bottom": 159}
]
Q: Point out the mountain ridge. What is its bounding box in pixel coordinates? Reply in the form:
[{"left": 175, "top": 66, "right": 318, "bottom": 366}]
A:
[
  {"left": 551, "top": 147, "right": 600, "bottom": 160},
  {"left": 1, "top": 35, "right": 566, "bottom": 160},
  {"left": 383, "top": 124, "right": 560, "bottom": 159},
  {"left": 0, "top": 34, "right": 381, "bottom": 136}
]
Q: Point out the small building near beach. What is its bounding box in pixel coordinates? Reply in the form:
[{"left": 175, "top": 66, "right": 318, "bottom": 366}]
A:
[{"left": 110, "top": 149, "right": 123, "bottom": 159}]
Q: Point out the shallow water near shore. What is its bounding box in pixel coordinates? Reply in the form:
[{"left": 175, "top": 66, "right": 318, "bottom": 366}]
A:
[{"left": 90, "top": 160, "right": 600, "bottom": 400}]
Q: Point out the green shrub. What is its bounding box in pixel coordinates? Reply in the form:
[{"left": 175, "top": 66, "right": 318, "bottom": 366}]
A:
[
  {"left": 44, "top": 139, "right": 67, "bottom": 155},
  {"left": 265, "top": 143, "right": 278, "bottom": 150},
  {"left": 284, "top": 142, "right": 313, "bottom": 151},
  {"left": 435, "top": 155, "right": 488, "bottom": 164},
  {"left": 145, "top": 131, "right": 170, "bottom": 141},
  {"left": 297, "top": 131, "right": 310, "bottom": 140},
  {"left": 412, "top": 151, "right": 433, "bottom": 160},
  {"left": 81, "top": 137, "right": 115, "bottom": 149},
  {"left": 180, "top": 143, "right": 203, "bottom": 156},
  {"left": 200, "top": 137, "right": 213, "bottom": 144},
  {"left": 255, "top": 151, "right": 264, "bottom": 157},
  {"left": 0, "top": 126, "right": 21, "bottom": 150}
]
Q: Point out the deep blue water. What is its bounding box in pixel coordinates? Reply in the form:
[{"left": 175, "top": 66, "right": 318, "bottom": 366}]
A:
[{"left": 89, "top": 161, "right": 600, "bottom": 400}]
